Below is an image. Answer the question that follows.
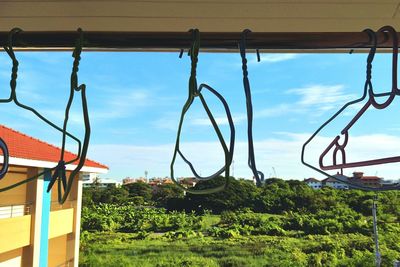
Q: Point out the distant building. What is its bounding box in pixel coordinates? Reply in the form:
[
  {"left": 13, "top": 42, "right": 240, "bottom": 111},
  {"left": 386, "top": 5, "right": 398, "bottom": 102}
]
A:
[
  {"left": 83, "top": 177, "right": 122, "bottom": 188},
  {"left": 148, "top": 178, "right": 174, "bottom": 187},
  {"left": 0, "top": 125, "right": 108, "bottom": 266},
  {"left": 122, "top": 177, "right": 146, "bottom": 185},
  {"left": 122, "top": 177, "right": 135, "bottom": 185},
  {"left": 304, "top": 178, "right": 322, "bottom": 189},
  {"left": 179, "top": 177, "right": 197, "bottom": 187},
  {"left": 381, "top": 179, "right": 400, "bottom": 186},
  {"left": 163, "top": 178, "right": 174, "bottom": 185},
  {"left": 322, "top": 173, "right": 349, "bottom": 189},
  {"left": 350, "top": 172, "right": 382, "bottom": 188}
]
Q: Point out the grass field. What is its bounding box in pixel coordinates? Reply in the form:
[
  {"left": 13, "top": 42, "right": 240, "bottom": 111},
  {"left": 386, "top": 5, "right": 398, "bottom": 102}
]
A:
[{"left": 79, "top": 232, "right": 380, "bottom": 267}]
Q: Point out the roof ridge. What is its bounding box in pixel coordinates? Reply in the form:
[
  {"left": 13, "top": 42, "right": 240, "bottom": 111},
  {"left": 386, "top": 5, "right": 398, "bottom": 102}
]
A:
[
  {"left": 1, "top": 124, "right": 66, "bottom": 154},
  {"left": 0, "top": 124, "right": 108, "bottom": 169}
]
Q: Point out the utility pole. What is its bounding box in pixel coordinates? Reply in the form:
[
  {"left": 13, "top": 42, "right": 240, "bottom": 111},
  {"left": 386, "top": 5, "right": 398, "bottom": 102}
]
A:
[{"left": 372, "top": 195, "right": 381, "bottom": 267}]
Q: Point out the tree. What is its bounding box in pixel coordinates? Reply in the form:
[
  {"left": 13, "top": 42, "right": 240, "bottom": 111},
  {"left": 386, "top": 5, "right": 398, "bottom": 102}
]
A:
[
  {"left": 152, "top": 184, "right": 183, "bottom": 206},
  {"left": 82, "top": 186, "right": 129, "bottom": 205},
  {"left": 183, "top": 177, "right": 259, "bottom": 213},
  {"left": 99, "top": 186, "right": 130, "bottom": 204},
  {"left": 123, "top": 182, "right": 153, "bottom": 202}
]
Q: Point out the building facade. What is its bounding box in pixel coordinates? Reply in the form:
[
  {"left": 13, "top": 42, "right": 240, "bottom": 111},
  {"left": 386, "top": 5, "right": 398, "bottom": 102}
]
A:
[
  {"left": 303, "top": 178, "right": 322, "bottom": 189},
  {"left": 0, "top": 125, "right": 108, "bottom": 267}
]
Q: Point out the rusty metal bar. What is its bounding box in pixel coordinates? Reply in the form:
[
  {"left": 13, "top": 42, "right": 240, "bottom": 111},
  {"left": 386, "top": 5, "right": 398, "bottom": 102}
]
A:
[{"left": 0, "top": 31, "right": 399, "bottom": 51}]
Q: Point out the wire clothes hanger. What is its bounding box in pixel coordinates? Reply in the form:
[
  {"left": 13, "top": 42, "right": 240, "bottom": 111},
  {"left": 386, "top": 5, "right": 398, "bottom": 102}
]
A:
[
  {"left": 46, "top": 28, "right": 91, "bottom": 204},
  {"left": 302, "top": 26, "right": 400, "bottom": 191},
  {"left": 239, "top": 29, "right": 265, "bottom": 187},
  {"left": 0, "top": 28, "right": 82, "bottom": 189},
  {"left": 170, "top": 29, "right": 235, "bottom": 194},
  {"left": 0, "top": 28, "right": 90, "bottom": 203}
]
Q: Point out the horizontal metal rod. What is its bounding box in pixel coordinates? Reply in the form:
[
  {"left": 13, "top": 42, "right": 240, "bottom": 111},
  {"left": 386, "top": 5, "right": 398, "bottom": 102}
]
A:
[{"left": 0, "top": 31, "right": 398, "bottom": 51}]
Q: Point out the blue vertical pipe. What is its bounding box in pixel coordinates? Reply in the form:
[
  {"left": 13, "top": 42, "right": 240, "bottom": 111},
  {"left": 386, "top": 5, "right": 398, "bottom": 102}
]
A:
[{"left": 39, "top": 169, "right": 51, "bottom": 267}]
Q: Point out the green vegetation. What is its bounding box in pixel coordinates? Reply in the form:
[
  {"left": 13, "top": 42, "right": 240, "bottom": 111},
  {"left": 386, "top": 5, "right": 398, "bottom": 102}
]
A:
[{"left": 80, "top": 177, "right": 400, "bottom": 266}]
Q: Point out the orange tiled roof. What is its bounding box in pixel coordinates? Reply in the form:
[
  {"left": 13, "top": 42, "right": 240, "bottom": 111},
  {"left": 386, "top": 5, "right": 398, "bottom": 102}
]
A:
[
  {"left": 0, "top": 125, "right": 108, "bottom": 170},
  {"left": 361, "top": 176, "right": 381, "bottom": 180}
]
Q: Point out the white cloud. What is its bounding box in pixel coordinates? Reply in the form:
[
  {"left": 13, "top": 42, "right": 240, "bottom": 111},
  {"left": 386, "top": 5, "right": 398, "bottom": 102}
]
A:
[
  {"left": 185, "top": 104, "right": 293, "bottom": 127},
  {"left": 249, "top": 84, "right": 355, "bottom": 120},
  {"left": 190, "top": 114, "right": 247, "bottom": 127},
  {"left": 152, "top": 117, "right": 179, "bottom": 131},
  {"left": 288, "top": 84, "right": 355, "bottom": 107},
  {"left": 255, "top": 104, "right": 292, "bottom": 118},
  {"left": 249, "top": 54, "right": 299, "bottom": 65},
  {"left": 89, "top": 132, "right": 400, "bottom": 181},
  {"left": 252, "top": 84, "right": 357, "bottom": 119}
]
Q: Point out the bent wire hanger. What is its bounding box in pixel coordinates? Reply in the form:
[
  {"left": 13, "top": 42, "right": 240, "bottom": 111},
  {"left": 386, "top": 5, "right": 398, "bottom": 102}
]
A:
[
  {"left": 302, "top": 26, "right": 400, "bottom": 191},
  {"left": 239, "top": 29, "right": 265, "bottom": 187},
  {"left": 0, "top": 29, "right": 90, "bottom": 202},
  {"left": 46, "top": 28, "right": 91, "bottom": 204},
  {"left": 0, "top": 137, "right": 8, "bottom": 179},
  {"left": 170, "top": 29, "right": 235, "bottom": 194},
  {"left": 320, "top": 26, "right": 399, "bottom": 172}
]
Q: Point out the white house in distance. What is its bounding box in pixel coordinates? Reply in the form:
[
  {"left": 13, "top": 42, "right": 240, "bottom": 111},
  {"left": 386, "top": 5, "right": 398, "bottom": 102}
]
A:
[
  {"left": 83, "top": 175, "right": 122, "bottom": 188},
  {"left": 322, "top": 176, "right": 349, "bottom": 190},
  {"left": 304, "top": 173, "right": 349, "bottom": 190},
  {"left": 303, "top": 178, "right": 322, "bottom": 189}
]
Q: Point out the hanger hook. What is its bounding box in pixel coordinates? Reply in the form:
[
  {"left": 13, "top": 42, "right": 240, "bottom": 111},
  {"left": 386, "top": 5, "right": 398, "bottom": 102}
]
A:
[
  {"left": 47, "top": 28, "right": 91, "bottom": 204},
  {"left": 240, "top": 29, "right": 260, "bottom": 62},
  {"left": 363, "top": 29, "right": 377, "bottom": 63},
  {"left": 378, "top": 26, "right": 398, "bottom": 91},
  {"left": 240, "top": 29, "right": 251, "bottom": 56},
  {"left": 188, "top": 29, "right": 200, "bottom": 97},
  {"left": 363, "top": 29, "right": 377, "bottom": 85},
  {"left": 5, "top": 28, "right": 22, "bottom": 57},
  {"left": 239, "top": 29, "right": 265, "bottom": 186},
  {"left": 4, "top": 28, "right": 23, "bottom": 100},
  {"left": 72, "top": 28, "right": 84, "bottom": 92}
]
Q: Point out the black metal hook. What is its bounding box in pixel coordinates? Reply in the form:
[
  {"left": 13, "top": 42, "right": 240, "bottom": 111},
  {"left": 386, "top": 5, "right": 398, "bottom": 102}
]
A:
[
  {"left": 239, "top": 29, "right": 265, "bottom": 186},
  {"left": 302, "top": 27, "right": 400, "bottom": 191},
  {"left": 0, "top": 28, "right": 84, "bottom": 192},
  {"left": 170, "top": 28, "right": 235, "bottom": 194},
  {"left": 47, "top": 28, "right": 91, "bottom": 204}
]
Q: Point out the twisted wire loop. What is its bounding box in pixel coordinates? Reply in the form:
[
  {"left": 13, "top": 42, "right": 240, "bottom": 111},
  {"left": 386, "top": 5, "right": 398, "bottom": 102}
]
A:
[
  {"left": 47, "top": 28, "right": 91, "bottom": 204},
  {"left": 302, "top": 26, "right": 400, "bottom": 191},
  {"left": 170, "top": 29, "right": 235, "bottom": 194},
  {"left": 0, "top": 137, "right": 8, "bottom": 179},
  {"left": 0, "top": 28, "right": 87, "bottom": 200},
  {"left": 239, "top": 29, "right": 265, "bottom": 187}
]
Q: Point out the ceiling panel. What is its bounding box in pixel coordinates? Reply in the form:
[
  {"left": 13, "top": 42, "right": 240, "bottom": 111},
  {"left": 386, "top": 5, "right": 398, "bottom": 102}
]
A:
[{"left": 0, "top": 0, "right": 399, "bottom": 32}]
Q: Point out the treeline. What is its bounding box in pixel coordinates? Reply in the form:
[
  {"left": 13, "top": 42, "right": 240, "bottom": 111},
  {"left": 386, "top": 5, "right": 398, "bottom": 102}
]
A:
[
  {"left": 83, "top": 177, "right": 400, "bottom": 217},
  {"left": 81, "top": 177, "right": 400, "bottom": 266}
]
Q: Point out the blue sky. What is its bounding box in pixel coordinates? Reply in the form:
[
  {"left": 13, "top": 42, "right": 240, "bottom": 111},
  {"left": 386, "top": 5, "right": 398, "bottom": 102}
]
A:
[{"left": 0, "top": 50, "right": 400, "bottom": 181}]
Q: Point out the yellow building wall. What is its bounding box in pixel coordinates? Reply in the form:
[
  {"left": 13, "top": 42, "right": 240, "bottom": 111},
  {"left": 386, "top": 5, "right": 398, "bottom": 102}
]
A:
[
  {"left": 0, "top": 167, "right": 83, "bottom": 266},
  {"left": 49, "top": 209, "right": 74, "bottom": 239},
  {"left": 0, "top": 167, "right": 37, "bottom": 266},
  {"left": 0, "top": 216, "right": 31, "bottom": 254},
  {"left": 48, "top": 233, "right": 75, "bottom": 266},
  {"left": 0, "top": 167, "right": 29, "bottom": 206},
  {"left": 49, "top": 171, "right": 80, "bottom": 266},
  {"left": 51, "top": 170, "right": 78, "bottom": 211}
]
